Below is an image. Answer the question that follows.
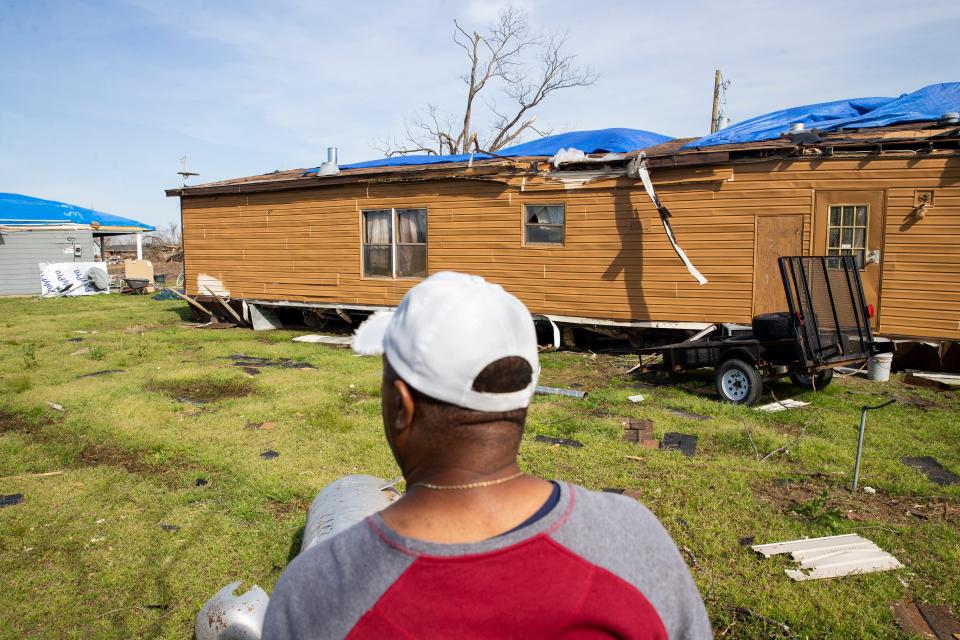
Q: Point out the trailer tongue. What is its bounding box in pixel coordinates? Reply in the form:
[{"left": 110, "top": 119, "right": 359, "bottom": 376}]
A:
[{"left": 636, "top": 256, "right": 892, "bottom": 404}]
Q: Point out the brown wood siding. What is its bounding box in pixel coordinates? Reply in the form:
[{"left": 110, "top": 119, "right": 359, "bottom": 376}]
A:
[{"left": 180, "top": 155, "right": 960, "bottom": 340}]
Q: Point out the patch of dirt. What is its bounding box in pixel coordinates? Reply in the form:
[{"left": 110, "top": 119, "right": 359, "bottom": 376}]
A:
[
  {"left": 148, "top": 377, "right": 255, "bottom": 403},
  {"left": 755, "top": 475, "right": 960, "bottom": 526},
  {"left": 265, "top": 496, "right": 309, "bottom": 516},
  {"left": 0, "top": 410, "right": 49, "bottom": 434},
  {"left": 77, "top": 444, "right": 153, "bottom": 474}
]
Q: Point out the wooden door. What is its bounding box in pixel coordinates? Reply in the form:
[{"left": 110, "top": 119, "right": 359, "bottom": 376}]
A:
[
  {"left": 753, "top": 215, "right": 804, "bottom": 315},
  {"left": 813, "top": 191, "right": 885, "bottom": 328}
]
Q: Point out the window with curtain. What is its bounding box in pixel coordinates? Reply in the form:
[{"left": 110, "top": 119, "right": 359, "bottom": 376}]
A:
[
  {"left": 362, "top": 210, "right": 393, "bottom": 277},
  {"left": 396, "top": 209, "right": 427, "bottom": 277},
  {"left": 362, "top": 208, "right": 427, "bottom": 278},
  {"left": 524, "top": 204, "right": 565, "bottom": 245}
]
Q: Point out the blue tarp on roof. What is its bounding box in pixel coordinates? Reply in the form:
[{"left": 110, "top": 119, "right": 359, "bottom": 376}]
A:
[
  {"left": 683, "top": 97, "right": 895, "bottom": 149},
  {"left": 494, "top": 127, "right": 672, "bottom": 156},
  {"left": 0, "top": 192, "right": 155, "bottom": 230},
  {"left": 830, "top": 82, "right": 960, "bottom": 129},
  {"left": 684, "top": 82, "right": 960, "bottom": 149},
  {"left": 305, "top": 128, "right": 673, "bottom": 173}
]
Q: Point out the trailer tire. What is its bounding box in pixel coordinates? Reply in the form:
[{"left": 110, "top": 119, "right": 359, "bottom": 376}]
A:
[
  {"left": 789, "top": 368, "right": 834, "bottom": 391},
  {"left": 752, "top": 312, "right": 794, "bottom": 342},
  {"left": 716, "top": 359, "right": 763, "bottom": 405}
]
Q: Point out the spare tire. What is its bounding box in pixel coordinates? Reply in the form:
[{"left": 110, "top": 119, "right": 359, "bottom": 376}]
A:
[{"left": 752, "top": 312, "right": 794, "bottom": 342}]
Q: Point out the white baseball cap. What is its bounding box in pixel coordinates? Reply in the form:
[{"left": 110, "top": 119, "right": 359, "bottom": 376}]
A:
[{"left": 352, "top": 272, "right": 540, "bottom": 412}]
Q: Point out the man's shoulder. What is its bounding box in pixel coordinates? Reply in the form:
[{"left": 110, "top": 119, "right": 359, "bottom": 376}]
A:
[
  {"left": 563, "top": 483, "right": 663, "bottom": 533},
  {"left": 263, "top": 519, "right": 415, "bottom": 640}
]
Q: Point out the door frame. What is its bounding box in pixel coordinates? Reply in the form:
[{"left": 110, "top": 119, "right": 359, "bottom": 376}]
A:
[{"left": 811, "top": 189, "right": 887, "bottom": 329}]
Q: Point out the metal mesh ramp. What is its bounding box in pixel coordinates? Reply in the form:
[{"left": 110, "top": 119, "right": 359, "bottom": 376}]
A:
[{"left": 779, "top": 256, "right": 874, "bottom": 364}]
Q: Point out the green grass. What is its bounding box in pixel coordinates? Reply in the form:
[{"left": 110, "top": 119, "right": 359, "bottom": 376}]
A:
[{"left": 0, "top": 295, "right": 958, "bottom": 638}]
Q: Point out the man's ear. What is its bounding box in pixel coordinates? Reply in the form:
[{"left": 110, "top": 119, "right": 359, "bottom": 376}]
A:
[{"left": 392, "top": 378, "right": 416, "bottom": 433}]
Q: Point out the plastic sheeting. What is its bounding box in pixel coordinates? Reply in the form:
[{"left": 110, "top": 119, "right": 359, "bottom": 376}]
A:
[
  {"left": 684, "top": 82, "right": 960, "bottom": 149},
  {"left": 683, "top": 97, "right": 894, "bottom": 149},
  {"left": 305, "top": 128, "right": 673, "bottom": 173},
  {"left": 0, "top": 192, "right": 155, "bottom": 230}
]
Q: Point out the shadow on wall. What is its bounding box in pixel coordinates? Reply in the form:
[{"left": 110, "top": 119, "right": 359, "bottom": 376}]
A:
[{"left": 602, "top": 186, "right": 646, "bottom": 320}]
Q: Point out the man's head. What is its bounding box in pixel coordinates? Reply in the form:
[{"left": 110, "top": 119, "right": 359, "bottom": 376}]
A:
[{"left": 352, "top": 272, "right": 540, "bottom": 474}]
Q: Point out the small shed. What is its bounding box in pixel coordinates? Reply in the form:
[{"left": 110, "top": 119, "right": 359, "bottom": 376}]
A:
[{"left": 0, "top": 192, "right": 155, "bottom": 296}]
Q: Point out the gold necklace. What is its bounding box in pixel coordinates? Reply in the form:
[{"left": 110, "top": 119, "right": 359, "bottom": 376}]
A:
[{"left": 412, "top": 471, "right": 525, "bottom": 491}]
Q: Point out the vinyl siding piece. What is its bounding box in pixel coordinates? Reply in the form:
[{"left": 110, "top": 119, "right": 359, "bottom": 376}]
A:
[
  {"left": 178, "top": 155, "right": 960, "bottom": 340},
  {"left": 0, "top": 229, "right": 95, "bottom": 295}
]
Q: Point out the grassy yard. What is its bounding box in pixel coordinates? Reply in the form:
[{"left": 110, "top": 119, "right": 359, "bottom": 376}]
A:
[{"left": 1, "top": 295, "right": 958, "bottom": 639}]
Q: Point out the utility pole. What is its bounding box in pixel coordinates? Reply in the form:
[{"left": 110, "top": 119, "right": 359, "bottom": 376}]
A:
[{"left": 710, "top": 69, "right": 722, "bottom": 133}]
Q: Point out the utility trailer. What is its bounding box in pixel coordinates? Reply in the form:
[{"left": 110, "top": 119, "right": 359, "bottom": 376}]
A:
[{"left": 636, "top": 256, "right": 893, "bottom": 404}]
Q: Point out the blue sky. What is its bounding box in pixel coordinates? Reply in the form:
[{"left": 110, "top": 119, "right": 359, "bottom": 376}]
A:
[{"left": 1, "top": 0, "right": 958, "bottom": 229}]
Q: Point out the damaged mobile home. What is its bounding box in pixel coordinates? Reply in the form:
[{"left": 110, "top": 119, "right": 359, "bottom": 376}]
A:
[{"left": 166, "top": 82, "right": 960, "bottom": 354}]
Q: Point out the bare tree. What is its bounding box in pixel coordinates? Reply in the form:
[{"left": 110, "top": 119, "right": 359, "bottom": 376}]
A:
[{"left": 378, "top": 5, "right": 597, "bottom": 156}]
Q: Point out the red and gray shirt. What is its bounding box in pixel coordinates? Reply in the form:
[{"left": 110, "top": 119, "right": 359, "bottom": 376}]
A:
[{"left": 263, "top": 482, "right": 712, "bottom": 639}]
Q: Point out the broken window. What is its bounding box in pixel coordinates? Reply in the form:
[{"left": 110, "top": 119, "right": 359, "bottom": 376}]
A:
[
  {"left": 524, "top": 204, "right": 565, "bottom": 245},
  {"left": 362, "top": 208, "right": 428, "bottom": 278},
  {"left": 826, "top": 205, "right": 868, "bottom": 268}
]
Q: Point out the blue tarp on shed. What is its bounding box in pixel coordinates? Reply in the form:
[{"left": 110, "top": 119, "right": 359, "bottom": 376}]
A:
[
  {"left": 684, "top": 82, "right": 960, "bottom": 149},
  {"left": 305, "top": 128, "right": 673, "bottom": 173},
  {"left": 0, "top": 192, "right": 155, "bottom": 230}
]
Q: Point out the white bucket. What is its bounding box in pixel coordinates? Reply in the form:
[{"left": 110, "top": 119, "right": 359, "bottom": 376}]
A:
[{"left": 867, "top": 352, "right": 893, "bottom": 382}]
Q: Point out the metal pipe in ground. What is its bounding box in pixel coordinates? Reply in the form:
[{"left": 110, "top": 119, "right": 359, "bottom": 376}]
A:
[{"left": 851, "top": 399, "right": 896, "bottom": 491}]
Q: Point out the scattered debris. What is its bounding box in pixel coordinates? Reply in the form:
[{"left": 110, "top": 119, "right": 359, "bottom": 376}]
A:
[
  {"left": 534, "top": 435, "right": 583, "bottom": 448},
  {"left": 739, "top": 536, "right": 755, "bottom": 547},
  {"left": 152, "top": 288, "right": 184, "bottom": 301},
  {"left": 863, "top": 486, "right": 877, "bottom": 495},
  {"left": 660, "top": 432, "right": 697, "bottom": 457},
  {"left": 69, "top": 347, "right": 91, "bottom": 356},
  {"left": 159, "top": 523, "right": 180, "bottom": 532},
  {"left": 195, "top": 478, "right": 208, "bottom": 487},
  {"left": 196, "top": 581, "right": 270, "bottom": 640},
  {"left": 228, "top": 355, "right": 316, "bottom": 371},
  {"left": 621, "top": 418, "right": 657, "bottom": 448},
  {"left": 292, "top": 334, "right": 353, "bottom": 345},
  {"left": 535, "top": 385, "right": 588, "bottom": 399},
  {"left": 77, "top": 369, "right": 125, "bottom": 379},
  {"left": 752, "top": 533, "right": 903, "bottom": 581},
  {"left": 260, "top": 450, "right": 280, "bottom": 460},
  {"left": 0, "top": 494, "right": 24, "bottom": 508},
  {"left": 46, "top": 401, "right": 64, "bottom": 412},
  {"left": 902, "top": 456, "right": 960, "bottom": 486},
  {"left": 167, "top": 288, "right": 214, "bottom": 317},
  {"left": 666, "top": 408, "right": 710, "bottom": 421},
  {"left": 0, "top": 470, "right": 63, "bottom": 482},
  {"left": 66, "top": 337, "right": 83, "bottom": 343},
  {"left": 891, "top": 601, "right": 960, "bottom": 639},
  {"left": 904, "top": 370, "right": 960, "bottom": 391},
  {"left": 207, "top": 290, "right": 248, "bottom": 327},
  {"left": 627, "top": 394, "right": 645, "bottom": 403},
  {"left": 756, "top": 399, "right": 810, "bottom": 412}
]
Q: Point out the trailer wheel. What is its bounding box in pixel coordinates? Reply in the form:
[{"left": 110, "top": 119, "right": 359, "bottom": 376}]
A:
[
  {"left": 716, "top": 359, "right": 763, "bottom": 405},
  {"left": 789, "top": 368, "right": 834, "bottom": 391}
]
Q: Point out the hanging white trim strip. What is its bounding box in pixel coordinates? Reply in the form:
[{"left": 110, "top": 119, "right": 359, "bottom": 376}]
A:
[{"left": 630, "top": 155, "right": 708, "bottom": 285}]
